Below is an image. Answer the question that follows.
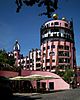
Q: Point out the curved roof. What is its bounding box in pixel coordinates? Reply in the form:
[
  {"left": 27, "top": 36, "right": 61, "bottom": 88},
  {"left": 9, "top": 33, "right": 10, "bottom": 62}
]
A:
[
  {"left": 0, "top": 70, "right": 61, "bottom": 79},
  {"left": 22, "top": 70, "right": 61, "bottom": 79}
]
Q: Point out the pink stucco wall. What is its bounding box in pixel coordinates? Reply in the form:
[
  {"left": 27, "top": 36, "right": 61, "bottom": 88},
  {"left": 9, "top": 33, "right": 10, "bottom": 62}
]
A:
[
  {"left": 0, "top": 70, "right": 70, "bottom": 90},
  {"left": 22, "top": 70, "right": 70, "bottom": 90},
  {"left": 0, "top": 71, "right": 18, "bottom": 78}
]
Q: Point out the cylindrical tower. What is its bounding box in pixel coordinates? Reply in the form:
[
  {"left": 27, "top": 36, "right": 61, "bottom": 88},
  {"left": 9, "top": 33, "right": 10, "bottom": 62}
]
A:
[{"left": 40, "top": 14, "right": 76, "bottom": 72}]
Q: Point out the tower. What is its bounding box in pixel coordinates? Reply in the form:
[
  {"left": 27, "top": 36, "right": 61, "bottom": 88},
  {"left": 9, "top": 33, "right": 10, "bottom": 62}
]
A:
[
  {"left": 40, "top": 14, "right": 76, "bottom": 72},
  {"left": 13, "top": 40, "right": 20, "bottom": 66}
]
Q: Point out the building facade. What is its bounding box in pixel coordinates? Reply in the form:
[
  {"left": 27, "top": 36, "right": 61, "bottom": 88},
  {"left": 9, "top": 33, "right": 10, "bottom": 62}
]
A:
[
  {"left": 40, "top": 14, "right": 76, "bottom": 72},
  {"left": 15, "top": 47, "right": 41, "bottom": 71},
  {"left": 11, "top": 14, "right": 76, "bottom": 73}
]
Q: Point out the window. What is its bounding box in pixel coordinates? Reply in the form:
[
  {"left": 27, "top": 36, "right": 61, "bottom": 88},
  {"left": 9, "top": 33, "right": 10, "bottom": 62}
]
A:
[
  {"left": 64, "top": 58, "right": 70, "bottom": 63},
  {"left": 53, "top": 33, "right": 57, "bottom": 37},
  {"left": 27, "top": 60, "right": 29, "bottom": 63},
  {"left": 47, "top": 46, "right": 50, "bottom": 49},
  {"left": 44, "top": 30, "right": 48, "bottom": 33},
  {"left": 54, "top": 28, "right": 59, "bottom": 32},
  {"left": 51, "top": 66, "right": 56, "bottom": 70},
  {"left": 58, "top": 45, "right": 64, "bottom": 49},
  {"left": 36, "top": 63, "right": 41, "bottom": 67},
  {"left": 58, "top": 51, "right": 69, "bottom": 57},
  {"left": 54, "top": 22, "right": 59, "bottom": 25},
  {"left": 67, "top": 34, "right": 70, "bottom": 39},
  {"left": 58, "top": 58, "right": 64, "bottom": 63},
  {"left": 51, "top": 22, "right": 54, "bottom": 25},
  {"left": 51, "top": 29, "right": 54, "bottom": 32},
  {"left": 22, "top": 60, "right": 25, "bottom": 64},
  {"left": 43, "top": 60, "right": 44, "bottom": 63},
  {"left": 46, "top": 66, "right": 50, "bottom": 69},
  {"left": 36, "top": 58, "right": 40, "bottom": 61},
  {"left": 46, "top": 24, "right": 50, "bottom": 28},
  {"left": 58, "top": 51, "right": 64, "bottom": 56},
  {"left": 52, "top": 59, "right": 55, "bottom": 62},
  {"left": 59, "top": 65, "right": 64, "bottom": 69},
  {"left": 64, "top": 34, "right": 67, "bottom": 38},
  {"left": 27, "top": 65, "right": 29, "bottom": 68},
  {"left": 42, "top": 82, "right": 46, "bottom": 89},
  {"left": 59, "top": 33, "right": 61, "bottom": 37},
  {"left": 30, "top": 59, "right": 33, "bottom": 63},
  {"left": 30, "top": 65, "right": 32, "bottom": 67},
  {"left": 43, "top": 47, "right": 45, "bottom": 51},
  {"left": 43, "top": 53, "right": 46, "bottom": 56},
  {"left": 65, "top": 52, "right": 69, "bottom": 57},
  {"left": 14, "top": 53, "right": 16, "bottom": 56},
  {"left": 39, "top": 52, "right": 41, "bottom": 56},
  {"left": 65, "top": 23, "right": 68, "bottom": 27},
  {"left": 36, "top": 53, "right": 38, "bottom": 56},
  {"left": 49, "top": 52, "right": 55, "bottom": 56},
  {"left": 46, "top": 59, "right": 50, "bottom": 62},
  {"left": 51, "top": 45, "right": 55, "bottom": 48},
  {"left": 48, "top": 34, "right": 50, "bottom": 37},
  {"left": 65, "top": 46, "right": 69, "bottom": 50},
  {"left": 49, "top": 82, "right": 54, "bottom": 89}
]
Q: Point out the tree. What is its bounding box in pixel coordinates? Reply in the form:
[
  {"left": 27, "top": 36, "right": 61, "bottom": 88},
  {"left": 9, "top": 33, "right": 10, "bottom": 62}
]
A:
[
  {"left": 15, "top": 0, "right": 58, "bottom": 18},
  {"left": 0, "top": 49, "right": 8, "bottom": 65},
  {"left": 63, "top": 68, "right": 74, "bottom": 84},
  {"left": 55, "top": 66, "right": 75, "bottom": 84},
  {"left": 0, "top": 49, "right": 15, "bottom": 71}
]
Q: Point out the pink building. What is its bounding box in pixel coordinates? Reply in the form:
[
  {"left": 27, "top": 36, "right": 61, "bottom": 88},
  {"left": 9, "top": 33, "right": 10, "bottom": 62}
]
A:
[
  {"left": 40, "top": 14, "right": 76, "bottom": 72},
  {"left": 21, "top": 70, "right": 70, "bottom": 91},
  {"left": 11, "top": 14, "right": 76, "bottom": 73},
  {"left": 0, "top": 70, "right": 70, "bottom": 91}
]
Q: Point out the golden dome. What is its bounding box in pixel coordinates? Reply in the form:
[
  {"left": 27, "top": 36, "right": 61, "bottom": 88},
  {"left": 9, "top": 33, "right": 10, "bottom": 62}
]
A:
[
  {"left": 62, "top": 17, "right": 66, "bottom": 20},
  {"left": 53, "top": 14, "right": 58, "bottom": 20}
]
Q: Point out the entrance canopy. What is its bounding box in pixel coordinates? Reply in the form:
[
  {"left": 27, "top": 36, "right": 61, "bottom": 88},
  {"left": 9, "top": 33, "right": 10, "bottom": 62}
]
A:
[{"left": 9, "top": 74, "right": 59, "bottom": 81}]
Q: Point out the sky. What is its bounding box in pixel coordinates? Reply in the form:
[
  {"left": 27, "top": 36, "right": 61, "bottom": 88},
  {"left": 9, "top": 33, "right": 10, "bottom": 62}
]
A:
[{"left": 0, "top": 0, "right": 80, "bottom": 66}]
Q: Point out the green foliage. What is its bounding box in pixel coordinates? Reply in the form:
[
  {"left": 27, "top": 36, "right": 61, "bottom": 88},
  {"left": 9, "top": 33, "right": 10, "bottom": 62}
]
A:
[
  {"left": 63, "top": 69, "right": 74, "bottom": 83},
  {"left": 55, "top": 67, "right": 75, "bottom": 84},
  {"left": 56, "top": 71, "right": 65, "bottom": 77},
  {"left": 0, "top": 49, "right": 8, "bottom": 64},
  {"left": 0, "top": 49, "right": 15, "bottom": 71}
]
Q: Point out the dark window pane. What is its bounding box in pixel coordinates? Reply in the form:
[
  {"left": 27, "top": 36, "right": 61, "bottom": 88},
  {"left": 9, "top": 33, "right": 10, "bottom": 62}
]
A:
[
  {"left": 36, "top": 63, "right": 41, "bottom": 67},
  {"left": 58, "top": 58, "right": 64, "bottom": 63},
  {"left": 54, "top": 28, "right": 59, "bottom": 32},
  {"left": 65, "top": 46, "right": 69, "bottom": 50},
  {"left": 43, "top": 47, "right": 45, "bottom": 50},
  {"left": 51, "top": 29, "right": 54, "bottom": 32},
  {"left": 65, "top": 52, "right": 69, "bottom": 57},
  {"left": 36, "top": 58, "right": 40, "bottom": 61},
  {"left": 49, "top": 82, "right": 54, "bottom": 89},
  {"left": 46, "top": 59, "right": 50, "bottom": 62},
  {"left": 58, "top": 45, "right": 64, "bottom": 49},
  {"left": 39, "top": 52, "right": 41, "bottom": 56},
  {"left": 51, "top": 45, "right": 55, "bottom": 48},
  {"left": 58, "top": 51, "right": 64, "bottom": 56},
  {"left": 47, "top": 46, "right": 50, "bottom": 49},
  {"left": 52, "top": 59, "right": 55, "bottom": 62},
  {"left": 49, "top": 52, "right": 55, "bottom": 56},
  {"left": 65, "top": 23, "right": 68, "bottom": 27},
  {"left": 51, "top": 22, "right": 54, "bottom": 25},
  {"left": 54, "top": 22, "right": 59, "bottom": 25},
  {"left": 46, "top": 66, "right": 50, "bottom": 69}
]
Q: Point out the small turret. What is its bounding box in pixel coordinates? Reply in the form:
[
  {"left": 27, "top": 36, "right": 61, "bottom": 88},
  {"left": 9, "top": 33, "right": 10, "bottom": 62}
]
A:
[
  {"left": 13, "top": 40, "right": 20, "bottom": 51},
  {"left": 13, "top": 40, "right": 20, "bottom": 61}
]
